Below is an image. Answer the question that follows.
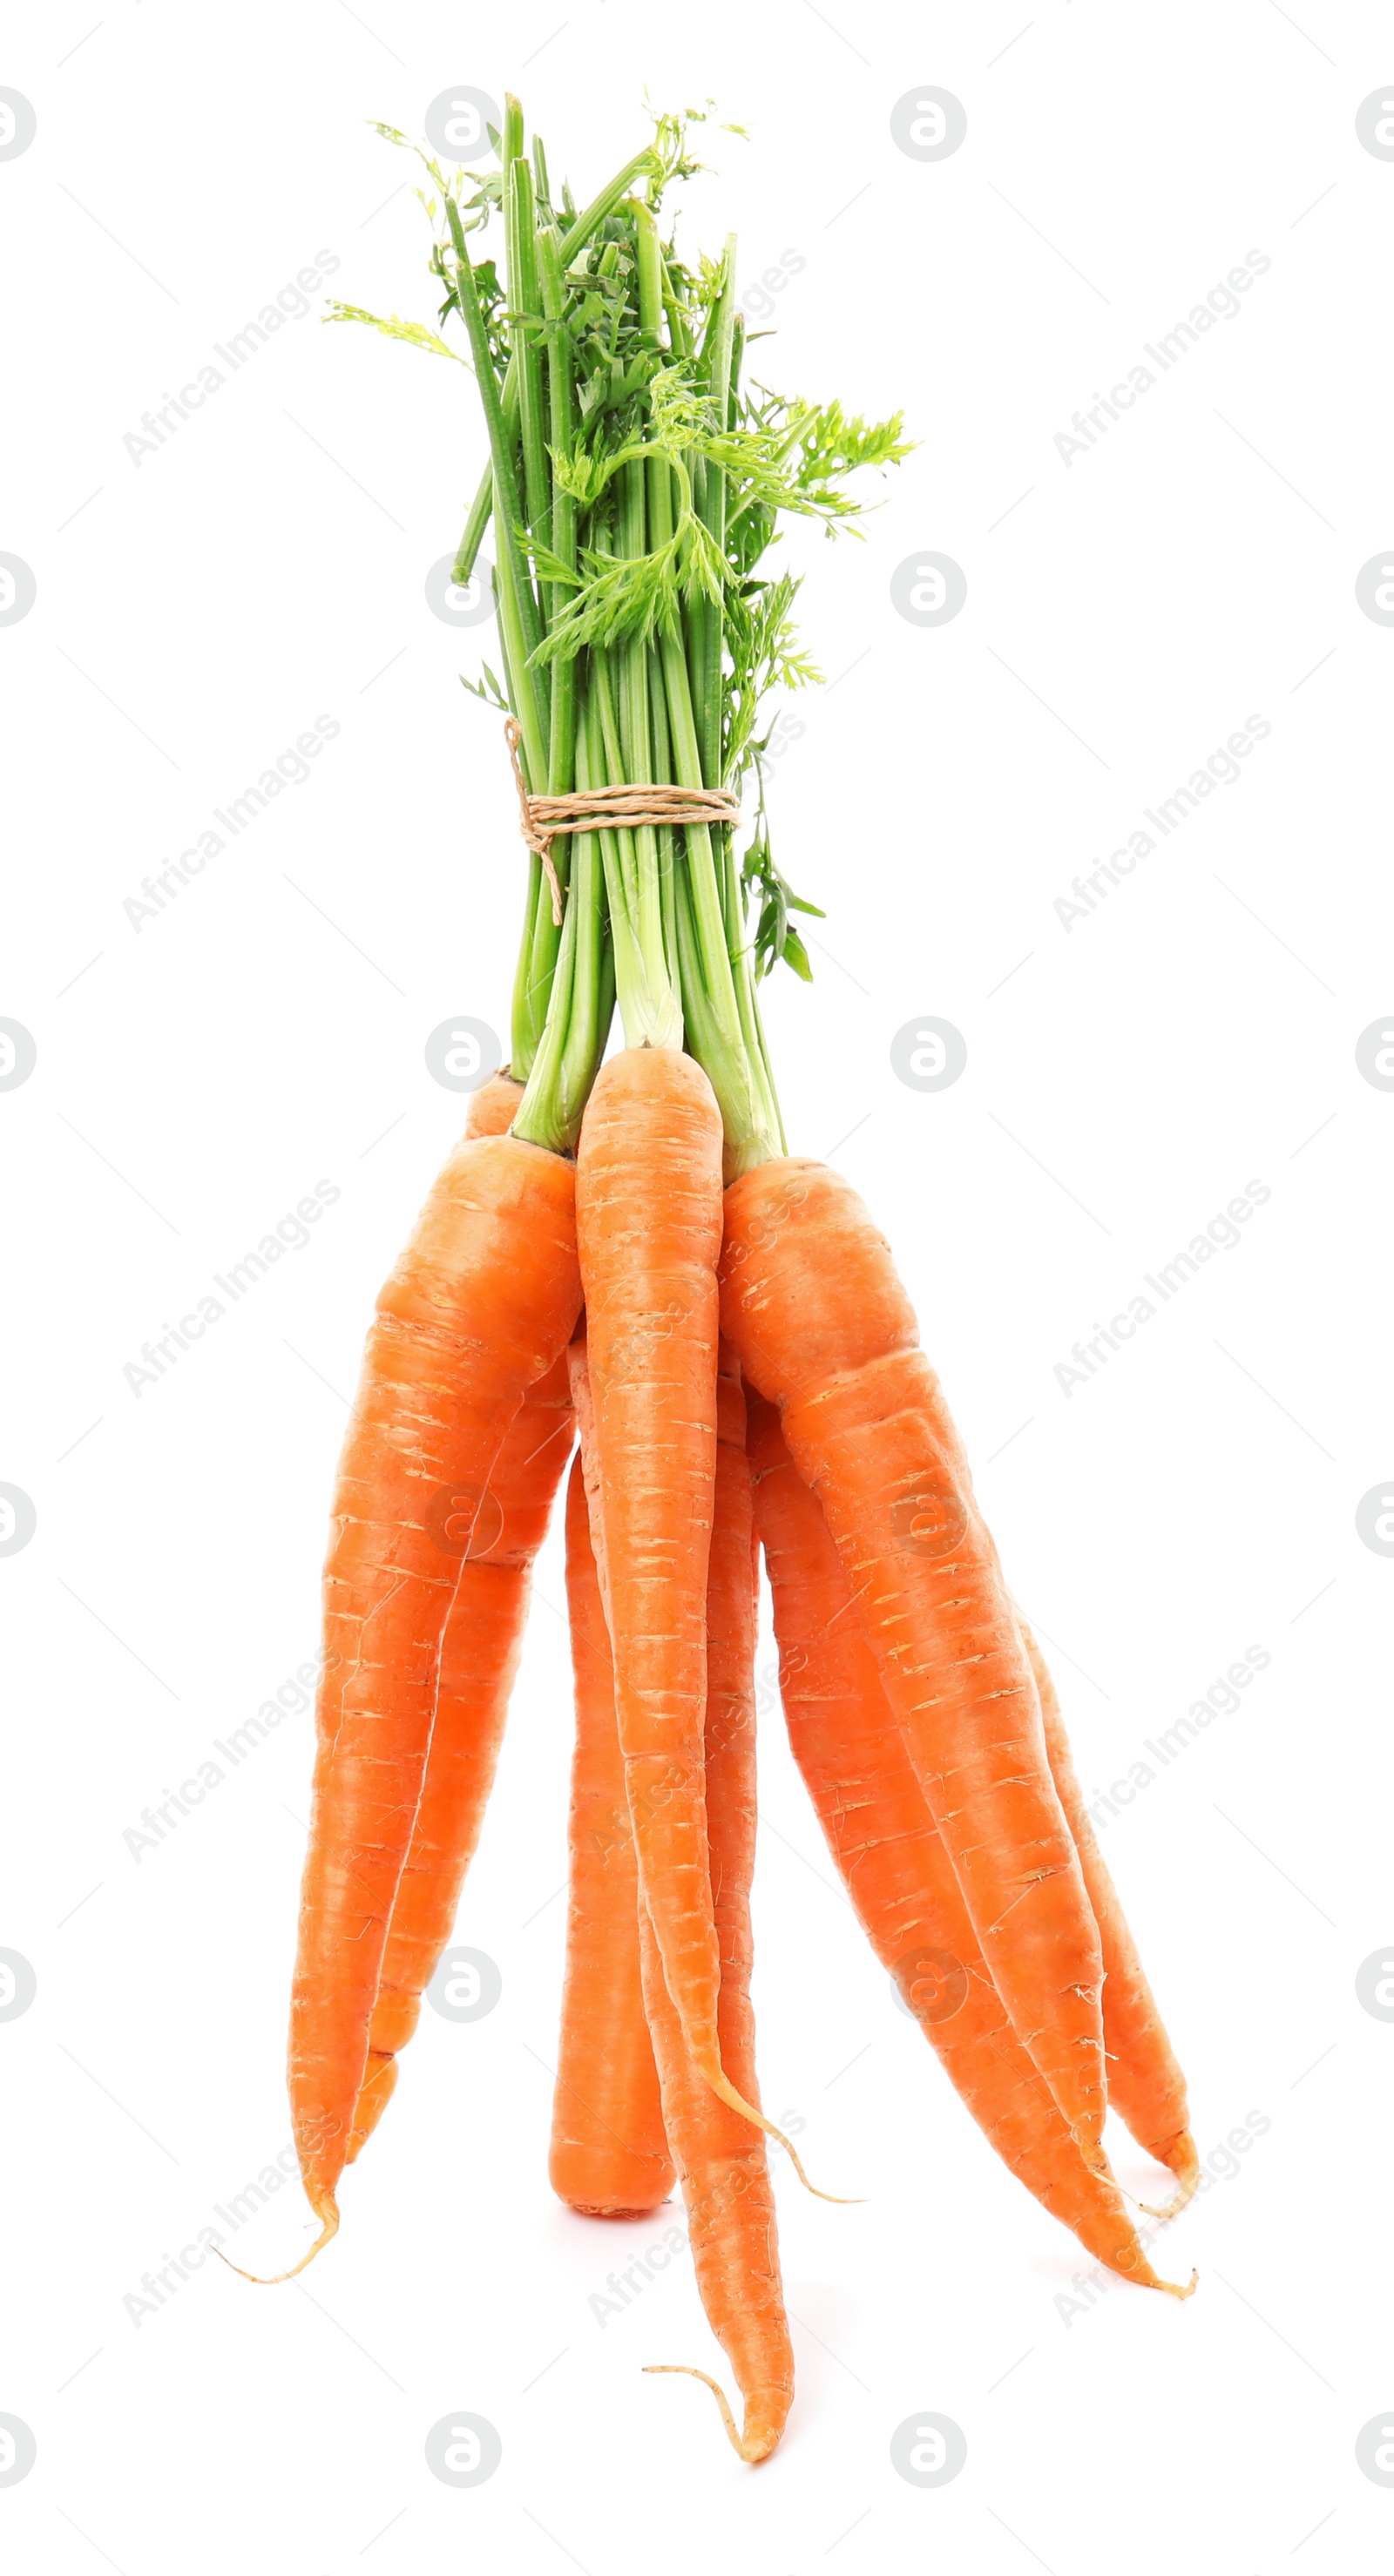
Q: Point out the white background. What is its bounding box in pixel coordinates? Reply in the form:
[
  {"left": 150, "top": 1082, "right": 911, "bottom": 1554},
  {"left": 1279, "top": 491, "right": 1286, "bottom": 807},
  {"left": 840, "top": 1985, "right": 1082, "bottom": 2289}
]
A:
[{"left": 3, "top": 2, "right": 1392, "bottom": 2569}]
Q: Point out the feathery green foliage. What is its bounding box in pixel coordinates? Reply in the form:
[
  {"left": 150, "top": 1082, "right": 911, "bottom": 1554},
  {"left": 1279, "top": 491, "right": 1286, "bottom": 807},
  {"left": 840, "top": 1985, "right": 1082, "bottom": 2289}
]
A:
[
  {"left": 324, "top": 302, "right": 465, "bottom": 364},
  {"left": 342, "top": 91, "right": 910, "bottom": 1158}
]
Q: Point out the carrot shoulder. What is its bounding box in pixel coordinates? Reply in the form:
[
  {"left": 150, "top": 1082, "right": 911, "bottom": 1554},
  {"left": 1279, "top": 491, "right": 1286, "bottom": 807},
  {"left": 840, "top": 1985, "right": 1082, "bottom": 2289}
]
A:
[
  {"left": 286, "top": 1131, "right": 581, "bottom": 2261},
  {"left": 748, "top": 1392, "right": 1193, "bottom": 2295},
  {"left": 465, "top": 1068, "right": 524, "bottom": 1133},
  {"left": 720, "top": 1159, "right": 1108, "bottom": 2167}
]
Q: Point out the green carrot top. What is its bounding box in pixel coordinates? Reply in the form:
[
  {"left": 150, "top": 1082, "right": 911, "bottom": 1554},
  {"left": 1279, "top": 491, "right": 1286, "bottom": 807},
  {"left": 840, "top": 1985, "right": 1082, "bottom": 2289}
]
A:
[{"left": 329, "top": 95, "right": 911, "bottom": 1166}]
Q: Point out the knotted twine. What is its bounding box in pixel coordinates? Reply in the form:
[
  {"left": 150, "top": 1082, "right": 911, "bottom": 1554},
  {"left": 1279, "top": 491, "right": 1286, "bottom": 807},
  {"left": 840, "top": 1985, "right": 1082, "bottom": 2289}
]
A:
[{"left": 504, "top": 717, "right": 741, "bottom": 925}]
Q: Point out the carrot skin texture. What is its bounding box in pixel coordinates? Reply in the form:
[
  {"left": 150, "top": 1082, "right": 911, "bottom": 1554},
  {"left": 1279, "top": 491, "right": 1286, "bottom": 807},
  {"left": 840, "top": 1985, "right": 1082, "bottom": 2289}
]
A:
[
  {"left": 348, "top": 1352, "right": 576, "bottom": 2157},
  {"left": 348, "top": 1069, "right": 565, "bottom": 2157},
  {"left": 720, "top": 1161, "right": 1108, "bottom": 2163},
  {"left": 747, "top": 1394, "right": 1185, "bottom": 2290},
  {"left": 641, "top": 1356, "right": 794, "bottom": 2461},
  {"left": 549, "top": 1451, "right": 676, "bottom": 2216},
  {"left": 576, "top": 1048, "right": 734, "bottom": 2109},
  {"left": 289, "top": 1132, "right": 582, "bottom": 2227},
  {"left": 1018, "top": 1618, "right": 1198, "bottom": 2207}
]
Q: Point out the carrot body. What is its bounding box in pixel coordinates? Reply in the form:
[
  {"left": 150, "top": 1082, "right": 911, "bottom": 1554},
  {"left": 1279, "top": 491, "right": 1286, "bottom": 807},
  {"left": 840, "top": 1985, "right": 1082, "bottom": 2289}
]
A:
[
  {"left": 346, "top": 1066, "right": 565, "bottom": 2159},
  {"left": 288, "top": 1132, "right": 582, "bottom": 2247},
  {"left": 576, "top": 1047, "right": 747, "bottom": 2126},
  {"left": 549, "top": 1449, "right": 676, "bottom": 2216},
  {"left": 1018, "top": 1618, "right": 1198, "bottom": 2208},
  {"left": 642, "top": 1353, "right": 794, "bottom": 2462},
  {"left": 348, "top": 1350, "right": 576, "bottom": 2159},
  {"left": 748, "top": 1394, "right": 1189, "bottom": 2292},
  {"left": 720, "top": 1160, "right": 1107, "bottom": 2164}
]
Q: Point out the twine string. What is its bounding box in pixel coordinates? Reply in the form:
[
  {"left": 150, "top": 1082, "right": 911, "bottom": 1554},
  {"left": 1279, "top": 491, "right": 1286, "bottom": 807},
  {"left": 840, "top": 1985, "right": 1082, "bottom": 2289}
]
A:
[{"left": 504, "top": 717, "right": 740, "bottom": 927}]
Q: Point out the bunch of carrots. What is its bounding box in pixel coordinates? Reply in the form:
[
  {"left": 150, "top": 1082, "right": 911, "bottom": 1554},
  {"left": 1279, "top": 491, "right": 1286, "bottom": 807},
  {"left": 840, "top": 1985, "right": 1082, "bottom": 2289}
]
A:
[{"left": 253, "top": 98, "right": 1199, "bottom": 2462}]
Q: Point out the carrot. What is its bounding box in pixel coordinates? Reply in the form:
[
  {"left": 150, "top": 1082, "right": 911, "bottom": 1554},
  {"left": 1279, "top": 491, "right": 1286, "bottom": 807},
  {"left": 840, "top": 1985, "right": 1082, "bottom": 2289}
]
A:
[
  {"left": 280, "top": 1130, "right": 582, "bottom": 2268},
  {"left": 549, "top": 1449, "right": 676, "bottom": 2216},
  {"left": 642, "top": 1349, "right": 795, "bottom": 2461},
  {"left": 576, "top": 1045, "right": 780, "bottom": 2152},
  {"left": 720, "top": 1161, "right": 1109, "bottom": 2167},
  {"left": 1018, "top": 1617, "right": 1199, "bottom": 2213},
  {"left": 465, "top": 1067, "right": 525, "bottom": 1133},
  {"left": 348, "top": 1348, "right": 576, "bottom": 2159},
  {"left": 348, "top": 1069, "right": 565, "bottom": 2159},
  {"left": 748, "top": 1392, "right": 1194, "bottom": 2295}
]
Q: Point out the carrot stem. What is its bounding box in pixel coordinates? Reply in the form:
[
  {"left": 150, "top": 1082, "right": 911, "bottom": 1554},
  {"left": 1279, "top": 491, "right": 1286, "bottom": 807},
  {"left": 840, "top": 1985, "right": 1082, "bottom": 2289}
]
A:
[
  {"left": 591, "top": 646, "right": 681, "bottom": 1051},
  {"left": 694, "top": 239, "right": 736, "bottom": 793},
  {"left": 513, "top": 684, "right": 613, "bottom": 1152},
  {"left": 538, "top": 221, "right": 578, "bottom": 794},
  {"left": 629, "top": 203, "right": 779, "bottom": 1169},
  {"left": 450, "top": 148, "right": 660, "bottom": 587}
]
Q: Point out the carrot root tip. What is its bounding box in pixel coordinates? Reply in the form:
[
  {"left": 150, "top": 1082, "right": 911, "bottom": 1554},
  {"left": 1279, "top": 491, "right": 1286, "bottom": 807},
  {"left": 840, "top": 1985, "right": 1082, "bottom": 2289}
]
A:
[
  {"left": 708, "top": 2071, "right": 861, "bottom": 2203},
  {"left": 643, "top": 2363, "right": 781, "bottom": 2464},
  {"left": 214, "top": 2196, "right": 339, "bottom": 2285},
  {"left": 1155, "top": 2132, "right": 1202, "bottom": 2217},
  {"left": 781, "top": 2133, "right": 865, "bottom": 2206},
  {"left": 1138, "top": 2129, "right": 1201, "bottom": 2222}
]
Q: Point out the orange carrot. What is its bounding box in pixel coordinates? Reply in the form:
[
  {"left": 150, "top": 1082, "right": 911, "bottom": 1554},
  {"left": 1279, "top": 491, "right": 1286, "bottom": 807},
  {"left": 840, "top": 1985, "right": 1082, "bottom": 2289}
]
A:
[
  {"left": 720, "top": 1160, "right": 1108, "bottom": 2166},
  {"left": 549, "top": 1449, "right": 676, "bottom": 2217},
  {"left": 348, "top": 1349, "right": 576, "bottom": 2159},
  {"left": 577, "top": 1047, "right": 782, "bottom": 2153},
  {"left": 346, "top": 1068, "right": 567, "bottom": 2158},
  {"left": 1018, "top": 1617, "right": 1199, "bottom": 2212},
  {"left": 465, "top": 1068, "right": 524, "bottom": 1133},
  {"left": 642, "top": 1349, "right": 795, "bottom": 2461},
  {"left": 281, "top": 1131, "right": 582, "bottom": 2268},
  {"left": 748, "top": 1392, "right": 1194, "bottom": 2295}
]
